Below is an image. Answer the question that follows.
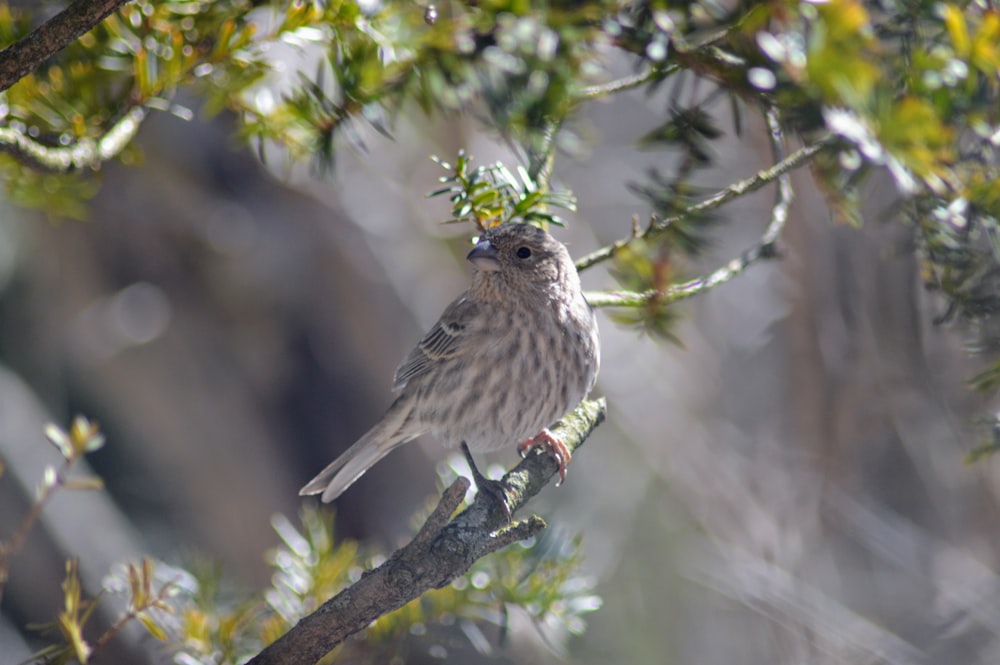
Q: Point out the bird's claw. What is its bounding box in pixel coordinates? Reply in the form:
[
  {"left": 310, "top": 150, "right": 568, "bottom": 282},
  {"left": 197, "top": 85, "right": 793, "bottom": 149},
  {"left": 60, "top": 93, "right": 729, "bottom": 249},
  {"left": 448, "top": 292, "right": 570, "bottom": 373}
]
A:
[{"left": 517, "top": 429, "right": 571, "bottom": 486}]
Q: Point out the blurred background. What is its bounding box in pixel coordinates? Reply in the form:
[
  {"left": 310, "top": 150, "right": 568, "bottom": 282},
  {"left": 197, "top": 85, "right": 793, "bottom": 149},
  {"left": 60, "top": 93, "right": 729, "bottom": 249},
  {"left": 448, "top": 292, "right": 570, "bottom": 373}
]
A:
[{"left": 1, "top": 68, "right": 999, "bottom": 665}]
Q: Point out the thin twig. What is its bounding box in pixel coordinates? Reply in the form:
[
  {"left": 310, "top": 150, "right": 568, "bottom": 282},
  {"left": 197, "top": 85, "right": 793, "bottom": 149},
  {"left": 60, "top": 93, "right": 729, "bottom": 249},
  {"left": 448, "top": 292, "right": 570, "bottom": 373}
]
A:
[
  {"left": 671, "top": 23, "right": 742, "bottom": 54},
  {"left": 0, "top": 106, "right": 147, "bottom": 172},
  {"left": 578, "top": 65, "right": 678, "bottom": 101},
  {"left": 584, "top": 106, "right": 798, "bottom": 308},
  {"left": 527, "top": 120, "right": 561, "bottom": 189},
  {"left": 575, "top": 132, "right": 834, "bottom": 272},
  {"left": 90, "top": 601, "right": 150, "bottom": 656},
  {"left": 761, "top": 106, "right": 793, "bottom": 248},
  {"left": 0, "top": 0, "right": 133, "bottom": 93},
  {"left": 0, "top": 457, "right": 73, "bottom": 605}
]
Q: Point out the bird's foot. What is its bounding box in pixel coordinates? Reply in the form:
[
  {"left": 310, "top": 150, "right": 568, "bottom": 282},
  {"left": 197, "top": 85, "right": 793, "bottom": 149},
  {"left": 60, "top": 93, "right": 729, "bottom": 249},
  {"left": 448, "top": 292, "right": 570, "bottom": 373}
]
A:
[
  {"left": 517, "top": 428, "right": 571, "bottom": 485},
  {"left": 461, "top": 442, "right": 512, "bottom": 521}
]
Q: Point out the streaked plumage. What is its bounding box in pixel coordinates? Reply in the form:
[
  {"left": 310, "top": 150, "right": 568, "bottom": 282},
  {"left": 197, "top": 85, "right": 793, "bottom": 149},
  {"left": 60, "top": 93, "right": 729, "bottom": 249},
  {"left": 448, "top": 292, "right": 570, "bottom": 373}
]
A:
[{"left": 300, "top": 223, "right": 600, "bottom": 503}]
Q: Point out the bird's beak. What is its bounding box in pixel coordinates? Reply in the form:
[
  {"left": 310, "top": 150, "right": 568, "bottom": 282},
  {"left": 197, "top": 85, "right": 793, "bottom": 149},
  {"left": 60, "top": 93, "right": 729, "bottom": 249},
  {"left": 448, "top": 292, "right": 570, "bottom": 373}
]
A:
[{"left": 466, "top": 239, "right": 501, "bottom": 273}]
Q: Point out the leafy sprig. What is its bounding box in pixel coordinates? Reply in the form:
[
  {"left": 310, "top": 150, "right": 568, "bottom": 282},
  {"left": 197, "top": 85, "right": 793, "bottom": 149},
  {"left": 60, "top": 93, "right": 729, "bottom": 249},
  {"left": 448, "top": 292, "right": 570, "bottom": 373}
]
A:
[{"left": 429, "top": 150, "right": 576, "bottom": 232}]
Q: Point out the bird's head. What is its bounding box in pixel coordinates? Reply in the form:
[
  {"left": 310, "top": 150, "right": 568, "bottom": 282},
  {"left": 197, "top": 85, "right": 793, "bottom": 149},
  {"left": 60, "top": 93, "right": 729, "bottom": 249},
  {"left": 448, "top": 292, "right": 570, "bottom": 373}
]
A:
[{"left": 466, "top": 223, "right": 572, "bottom": 292}]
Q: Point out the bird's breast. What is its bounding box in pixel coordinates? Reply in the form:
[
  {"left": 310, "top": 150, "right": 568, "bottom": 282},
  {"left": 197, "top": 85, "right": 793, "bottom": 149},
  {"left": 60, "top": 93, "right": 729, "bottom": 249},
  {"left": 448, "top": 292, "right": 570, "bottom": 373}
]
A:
[{"left": 419, "top": 296, "right": 596, "bottom": 452}]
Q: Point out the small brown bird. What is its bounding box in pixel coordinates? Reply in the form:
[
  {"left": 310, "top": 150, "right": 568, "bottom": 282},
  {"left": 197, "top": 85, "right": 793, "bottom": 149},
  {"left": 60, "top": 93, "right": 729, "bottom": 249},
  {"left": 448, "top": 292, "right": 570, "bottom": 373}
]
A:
[{"left": 299, "top": 223, "right": 600, "bottom": 503}]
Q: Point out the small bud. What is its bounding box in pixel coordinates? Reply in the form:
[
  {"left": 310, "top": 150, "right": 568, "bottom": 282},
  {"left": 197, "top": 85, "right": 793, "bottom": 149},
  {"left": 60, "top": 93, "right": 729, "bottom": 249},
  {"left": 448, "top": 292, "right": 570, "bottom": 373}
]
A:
[
  {"left": 69, "top": 415, "right": 105, "bottom": 455},
  {"left": 41, "top": 465, "right": 58, "bottom": 491}
]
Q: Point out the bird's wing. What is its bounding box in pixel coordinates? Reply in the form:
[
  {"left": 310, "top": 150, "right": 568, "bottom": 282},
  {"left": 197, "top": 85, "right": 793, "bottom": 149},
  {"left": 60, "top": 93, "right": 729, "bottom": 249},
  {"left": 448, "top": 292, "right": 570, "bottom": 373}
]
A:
[{"left": 392, "top": 295, "right": 479, "bottom": 390}]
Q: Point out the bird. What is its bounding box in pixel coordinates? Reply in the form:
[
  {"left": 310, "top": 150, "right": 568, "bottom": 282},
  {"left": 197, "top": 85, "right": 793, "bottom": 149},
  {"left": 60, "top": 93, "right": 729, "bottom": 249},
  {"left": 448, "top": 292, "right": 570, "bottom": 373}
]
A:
[{"left": 299, "top": 222, "right": 600, "bottom": 504}]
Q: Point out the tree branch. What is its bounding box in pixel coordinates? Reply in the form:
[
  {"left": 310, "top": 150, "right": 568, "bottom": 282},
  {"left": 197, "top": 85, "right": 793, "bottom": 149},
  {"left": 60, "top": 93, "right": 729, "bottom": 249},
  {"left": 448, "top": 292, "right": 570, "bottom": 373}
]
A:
[
  {"left": 0, "top": 0, "right": 133, "bottom": 93},
  {"left": 0, "top": 1, "right": 144, "bottom": 173},
  {"left": 248, "top": 398, "right": 608, "bottom": 665},
  {"left": 0, "top": 106, "right": 146, "bottom": 172},
  {"left": 575, "top": 132, "right": 835, "bottom": 272},
  {"left": 584, "top": 107, "right": 797, "bottom": 308}
]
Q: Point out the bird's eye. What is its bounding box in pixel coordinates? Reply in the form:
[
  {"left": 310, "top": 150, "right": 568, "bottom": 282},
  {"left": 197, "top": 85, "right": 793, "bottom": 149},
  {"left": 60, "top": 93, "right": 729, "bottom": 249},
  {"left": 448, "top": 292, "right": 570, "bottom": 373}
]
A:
[{"left": 516, "top": 246, "right": 532, "bottom": 259}]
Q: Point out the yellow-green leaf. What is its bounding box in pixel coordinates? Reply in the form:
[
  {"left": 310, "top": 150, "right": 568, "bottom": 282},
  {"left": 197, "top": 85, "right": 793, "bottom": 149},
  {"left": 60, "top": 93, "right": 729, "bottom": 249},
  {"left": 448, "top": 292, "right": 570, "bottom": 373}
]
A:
[
  {"left": 943, "top": 4, "right": 971, "bottom": 57},
  {"left": 138, "top": 613, "right": 169, "bottom": 641}
]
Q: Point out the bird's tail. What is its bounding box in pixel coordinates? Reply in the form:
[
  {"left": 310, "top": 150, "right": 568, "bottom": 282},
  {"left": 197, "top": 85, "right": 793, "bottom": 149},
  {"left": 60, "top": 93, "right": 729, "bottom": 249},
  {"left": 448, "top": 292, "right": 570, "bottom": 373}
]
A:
[{"left": 299, "top": 416, "right": 414, "bottom": 503}]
